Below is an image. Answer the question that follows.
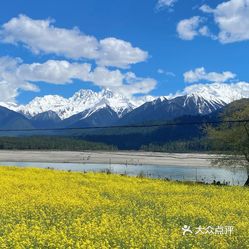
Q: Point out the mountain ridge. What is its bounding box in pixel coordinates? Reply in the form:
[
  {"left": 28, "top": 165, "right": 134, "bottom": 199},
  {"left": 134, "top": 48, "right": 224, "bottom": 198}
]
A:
[
  {"left": 5, "top": 83, "right": 249, "bottom": 121},
  {"left": 13, "top": 89, "right": 149, "bottom": 120},
  {"left": 1, "top": 84, "right": 249, "bottom": 129}
]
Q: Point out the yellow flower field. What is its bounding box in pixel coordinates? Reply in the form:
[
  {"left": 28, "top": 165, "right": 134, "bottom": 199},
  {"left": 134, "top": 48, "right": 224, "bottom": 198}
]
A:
[{"left": 0, "top": 166, "right": 248, "bottom": 249}]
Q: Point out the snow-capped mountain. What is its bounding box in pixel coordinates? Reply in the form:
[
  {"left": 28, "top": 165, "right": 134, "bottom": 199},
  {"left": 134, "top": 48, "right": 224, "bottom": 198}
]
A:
[
  {"left": 2, "top": 83, "right": 249, "bottom": 126},
  {"left": 118, "top": 94, "right": 226, "bottom": 125},
  {"left": 118, "top": 82, "right": 249, "bottom": 125},
  {"left": 17, "top": 95, "right": 69, "bottom": 119},
  {"left": 0, "top": 101, "right": 19, "bottom": 110},
  {"left": 182, "top": 93, "right": 226, "bottom": 114},
  {"left": 12, "top": 89, "right": 147, "bottom": 120},
  {"left": 172, "top": 82, "right": 249, "bottom": 104}
]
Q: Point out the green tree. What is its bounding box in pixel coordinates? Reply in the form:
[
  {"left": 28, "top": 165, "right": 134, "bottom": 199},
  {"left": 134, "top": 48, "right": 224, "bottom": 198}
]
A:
[{"left": 206, "top": 99, "right": 249, "bottom": 186}]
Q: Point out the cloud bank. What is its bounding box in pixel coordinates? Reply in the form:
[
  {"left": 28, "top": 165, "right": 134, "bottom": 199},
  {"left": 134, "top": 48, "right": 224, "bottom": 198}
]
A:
[
  {"left": 0, "top": 57, "right": 156, "bottom": 102},
  {"left": 0, "top": 15, "right": 156, "bottom": 102},
  {"left": 0, "top": 15, "right": 148, "bottom": 68},
  {"left": 156, "top": 0, "right": 178, "bottom": 10},
  {"left": 184, "top": 67, "right": 236, "bottom": 83},
  {"left": 177, "top": 0, "right": 249, "bottom": 44},
  {"left": 201, "top": 0, "right": 249, "bottom": 43}
]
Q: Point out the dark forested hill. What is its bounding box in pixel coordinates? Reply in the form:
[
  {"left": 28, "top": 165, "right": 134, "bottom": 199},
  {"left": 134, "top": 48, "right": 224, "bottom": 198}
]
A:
[
  {"left": 0, "top": 99, "right": 248, "bottom": 151},
  {"left": 0, "top": 106, "right": 34, "bottom": 129},
  {"left": 74, "top": 99, "right": 249, "bottom": 150}
]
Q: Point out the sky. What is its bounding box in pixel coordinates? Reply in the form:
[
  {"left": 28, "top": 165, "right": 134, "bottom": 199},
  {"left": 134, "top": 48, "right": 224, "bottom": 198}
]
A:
[{"left": 0, "top": 0, "right": 249, "bottom": 104}]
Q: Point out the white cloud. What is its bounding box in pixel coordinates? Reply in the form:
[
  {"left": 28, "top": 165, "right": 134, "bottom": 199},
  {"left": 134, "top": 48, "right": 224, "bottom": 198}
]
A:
[
  {"left": 157, "top": 68, "right": 175, "bottom": 77},
  {"left": 0, "top": 57, "right": 157, "bottom": 102},
  {"left": 0, "top": 15, "right": 148, "bottom": 68},
  {"left": 184, "top": 67, "right": 236, "bottom": 83},
  {"left": 199, "top": 4, "right": 213, "bottom": 14},
  {"left": 17, "top": 60, "right": 91, "bottom": 85},
  {"left": 201, "top": 0, "right": 249, "bottom": 43},
  {"left": 177, "top": 16, "right": 217, "bottom": 41},
  {"left": 157, "top": 69, "right": 164, "bottom": 74},
  {"left": 177, "top": 1, "right": 249, "bottom": 44},
  {"left": 97, "top": 38, "right": 148, "bottom": 68},
  {"left": 88, "top": 67, "right": 156, "bottom": 96},
  {"left": 1, "top": 15, "right": 98, "bottom": 59},
  {"left": 198, "top": 26, "right": 216, "bottom": 39},
  {"left": 156, "top": 0, "right": 177, "bottom": 9},
  {"left": 0, "top": 57, "right": 38, "bottom": 102},
  {"left": 177, "top": 16, "right": 202, "bottom": 40}
]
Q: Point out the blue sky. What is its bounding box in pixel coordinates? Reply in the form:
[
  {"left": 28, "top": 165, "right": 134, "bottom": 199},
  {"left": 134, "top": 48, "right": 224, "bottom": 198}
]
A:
[{"left": 0, "top": 0, "right": 249, "bottom": 104}]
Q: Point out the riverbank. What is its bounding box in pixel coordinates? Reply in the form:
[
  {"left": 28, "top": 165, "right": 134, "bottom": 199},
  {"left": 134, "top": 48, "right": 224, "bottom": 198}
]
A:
[{"left": 0, "top": 150, "right": 219, "bottom": 167}]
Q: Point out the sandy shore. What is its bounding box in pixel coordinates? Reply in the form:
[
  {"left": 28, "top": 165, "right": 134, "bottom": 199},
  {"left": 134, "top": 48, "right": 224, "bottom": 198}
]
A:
[{"left": 0, "top": 150, "right": 219, "bottom": 167}]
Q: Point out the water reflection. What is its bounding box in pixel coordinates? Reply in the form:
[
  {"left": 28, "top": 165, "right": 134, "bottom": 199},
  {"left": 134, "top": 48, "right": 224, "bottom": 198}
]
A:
[{"left": 0, "top": 161, "right": 247, "bottom": 186}]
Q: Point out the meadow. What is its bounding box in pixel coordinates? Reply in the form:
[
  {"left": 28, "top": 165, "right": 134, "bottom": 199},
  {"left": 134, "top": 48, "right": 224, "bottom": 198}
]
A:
[{"left": 0, "top": 166, "right": 248, "bottom": 249}]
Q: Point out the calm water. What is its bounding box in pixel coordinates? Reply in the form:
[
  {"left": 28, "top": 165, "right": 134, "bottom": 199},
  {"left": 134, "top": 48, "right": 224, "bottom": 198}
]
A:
[{"left": 0, "top": 161, "right": 247, "bottom": 186}]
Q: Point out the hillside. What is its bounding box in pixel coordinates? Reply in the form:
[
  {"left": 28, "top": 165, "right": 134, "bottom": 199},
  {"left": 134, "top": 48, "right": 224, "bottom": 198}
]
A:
[
  {"left": 74, "top": 98, "right": 249, "bottom": 150},
  {"left": 0, "top": 98, "right": 248, "bottom": 151}
]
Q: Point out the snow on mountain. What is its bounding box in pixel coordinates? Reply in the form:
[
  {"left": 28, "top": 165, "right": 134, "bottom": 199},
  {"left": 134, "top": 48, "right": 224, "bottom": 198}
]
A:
[
  {"left": 173, "top": 82, "right": 249, "bottom": 104},
  {"left": 0, "top": 102, "right": 19, "bottom": 110},
  {"left": 11, "top": 89, "right": 147, "bottom": 120},
  {"left": 183, "top": 94, "right": 225, "bottom": 114},
  {"left": 134, "top": 95, "right": 156, "bottom": 106},
  {"left": 3, "top": 83, "right": 249, "bottom": 121},
  {"left": 17, "top": 95, "right": 69, "bottom": 119},
  {"left": 141, "top": 82, "right": 249, "bottom": 116}
]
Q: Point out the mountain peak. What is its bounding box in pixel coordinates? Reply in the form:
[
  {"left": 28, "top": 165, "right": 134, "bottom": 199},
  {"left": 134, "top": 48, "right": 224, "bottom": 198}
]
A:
[
  {"left": 183, "top": 82, "right": 249, "bottom": 104},
  {"left": 71, "top": 89, "right": 96, "bottom": 101},
  {"left": 101, "top": 88, "right": 114, "bottom": 98},
  {"left": 4, "top": 83, "right": 249, "bottom": 122},
  {"left": 8, "top": 88, "right": 146, "bottom": 120},
  {"left": 32, "top": 110, "right": 61, "bottom": 121}
]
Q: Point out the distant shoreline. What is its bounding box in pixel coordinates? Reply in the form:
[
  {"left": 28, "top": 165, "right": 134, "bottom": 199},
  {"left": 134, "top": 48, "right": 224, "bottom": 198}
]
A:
[{"left": 0, "top": 150, "right": 221, "bottom": 167}]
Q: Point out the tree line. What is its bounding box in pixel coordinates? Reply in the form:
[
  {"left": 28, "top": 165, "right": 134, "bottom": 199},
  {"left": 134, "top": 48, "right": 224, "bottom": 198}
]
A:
[{"left": 0, "top": 136, "right": 117, "bottom": 151}]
